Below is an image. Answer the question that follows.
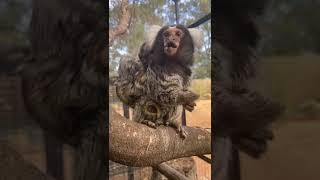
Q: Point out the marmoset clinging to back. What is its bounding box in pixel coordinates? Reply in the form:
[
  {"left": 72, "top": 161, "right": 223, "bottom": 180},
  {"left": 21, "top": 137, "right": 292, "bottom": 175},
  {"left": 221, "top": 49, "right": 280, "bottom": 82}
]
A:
[{"left": 115, "top": 25, "right": 203, "bottom": 138}]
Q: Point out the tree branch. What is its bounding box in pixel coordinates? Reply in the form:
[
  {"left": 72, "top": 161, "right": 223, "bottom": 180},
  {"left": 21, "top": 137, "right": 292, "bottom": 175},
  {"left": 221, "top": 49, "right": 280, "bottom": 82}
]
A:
[
  {"left": 109, "top": 108, "right": 211, "bottom": 167},
  {"left": 109, "top": 0, "right": 130, "bottom": 46},
  {"left": 154, "top": 163, "right": 189, "bottom": 180}
]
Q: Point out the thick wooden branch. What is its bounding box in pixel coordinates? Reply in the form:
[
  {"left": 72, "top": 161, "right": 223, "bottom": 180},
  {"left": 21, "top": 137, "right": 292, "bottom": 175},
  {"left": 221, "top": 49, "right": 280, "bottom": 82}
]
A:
[
  {"left": 109, "top": 108, "right": 211, "bottom": 167},
  {"left": 0, "top": 141, "right": 55, "bottom": 180},
  {"left": 109, "top": 0, "right": 130, "bottom": 46}
]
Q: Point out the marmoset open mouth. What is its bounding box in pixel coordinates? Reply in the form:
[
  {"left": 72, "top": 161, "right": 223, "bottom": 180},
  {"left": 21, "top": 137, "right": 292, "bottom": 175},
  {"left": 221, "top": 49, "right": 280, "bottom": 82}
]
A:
[{"left": 164, "top": 41, "right": 179, "bottom": 56}]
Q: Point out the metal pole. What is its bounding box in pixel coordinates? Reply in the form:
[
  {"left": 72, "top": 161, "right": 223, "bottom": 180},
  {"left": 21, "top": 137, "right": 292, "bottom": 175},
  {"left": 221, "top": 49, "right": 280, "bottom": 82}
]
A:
[
  {"left": 182, "top": 108, "right": 186, "bottom": 126},
  {"left": 187, "top": 13, "right": 211, "bottom": 28},
  {"left": 175, "top": 1, "right": 179, "bottom": 24},
  {"left": 123, "top": 103, "right": 134, "bottom": 180},
  {"left": 172, "top": 0, "right": 179, "bottom": 24},
  {"left": 44, "top": 133, "right": 64, "bottom": 180},
  {"left": 123, "top": 103, "right": 130, "bottom": 119}
]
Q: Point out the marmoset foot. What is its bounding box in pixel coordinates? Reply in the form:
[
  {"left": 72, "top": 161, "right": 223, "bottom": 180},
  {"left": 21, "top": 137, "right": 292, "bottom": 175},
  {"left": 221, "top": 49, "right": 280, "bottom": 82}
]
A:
[
  {"left": 155, "top": 120, "right": 164, "bottom": 126},
  {"left": 177, "top": 126, "right": 188, "bottom": 139},
  {"left": 141, "top": 120, "right": 157, "bottom": 129}
]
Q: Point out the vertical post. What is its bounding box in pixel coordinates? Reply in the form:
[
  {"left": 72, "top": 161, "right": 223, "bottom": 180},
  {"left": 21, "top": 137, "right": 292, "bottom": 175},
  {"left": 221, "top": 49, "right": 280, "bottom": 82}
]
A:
[
  {"left": 230, "top": 146, "right": 241, "bottom": 180},
  {"left": 173, "top": 0, "right": 179, "bottom": 24},
  {"left": 123, "top": 103, "right": 134, "bottom": 180},
  {"left": 175, "top": 2, "right": 179, "bottom": 24},
  {"left": 44, "top": 133, "right": 64, "bottom": 180},
  {"left": 123, "top": 103, "right": 130, "bottom": 119},
  {"left": 182, "top": 108, "right": 186, "bottom": 126}
]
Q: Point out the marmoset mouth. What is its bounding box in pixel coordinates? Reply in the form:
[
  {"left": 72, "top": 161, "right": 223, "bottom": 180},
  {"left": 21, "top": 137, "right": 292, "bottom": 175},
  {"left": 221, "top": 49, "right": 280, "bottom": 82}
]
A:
[
  {"left": 164, "top": 41, "right": 179, "bottom": 56},
  {"left": 167, "top": 41, "right": 177, "bottom": 48}
]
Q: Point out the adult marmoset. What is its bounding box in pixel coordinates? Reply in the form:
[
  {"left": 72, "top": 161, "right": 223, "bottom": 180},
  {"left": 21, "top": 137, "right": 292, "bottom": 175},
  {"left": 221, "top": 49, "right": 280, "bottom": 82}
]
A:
[{"left": 115, "top": 25, "right": 202, "bottom": 138}]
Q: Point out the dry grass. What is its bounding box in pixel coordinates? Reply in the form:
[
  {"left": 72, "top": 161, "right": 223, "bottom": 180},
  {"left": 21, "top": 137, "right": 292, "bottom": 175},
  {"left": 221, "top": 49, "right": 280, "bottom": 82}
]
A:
[
  {"left": 190, "top": 79, "right": 211, "bottom": 100},
  {"left": 260, "top": 55, "right": 320, "bottom": 119}
]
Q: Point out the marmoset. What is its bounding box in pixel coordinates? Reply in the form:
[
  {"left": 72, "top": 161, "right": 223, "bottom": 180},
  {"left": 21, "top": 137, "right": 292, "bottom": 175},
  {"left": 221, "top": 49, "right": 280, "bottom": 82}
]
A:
[{"left": 115, "top": 25, "right": 203, "bottom": 138}]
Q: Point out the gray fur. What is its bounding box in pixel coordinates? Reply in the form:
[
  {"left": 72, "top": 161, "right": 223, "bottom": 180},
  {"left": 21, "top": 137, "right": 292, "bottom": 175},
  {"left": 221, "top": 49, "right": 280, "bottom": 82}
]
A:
[
  {"left": 115, "top": 58, "right": 197, "bottom": 137},
  {"left": 115, "top": 25, "right": 201, "bottom": 138}
]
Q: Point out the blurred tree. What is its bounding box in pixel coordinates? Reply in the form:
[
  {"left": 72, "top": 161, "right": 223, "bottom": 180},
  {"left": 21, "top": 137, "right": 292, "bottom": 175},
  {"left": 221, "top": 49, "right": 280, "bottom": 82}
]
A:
[
  {"left": 0, "top": 0, "right": 31, "bottom": 46},
  {"left": 261, "top": 0, "right": 320, "bottom": 56}
]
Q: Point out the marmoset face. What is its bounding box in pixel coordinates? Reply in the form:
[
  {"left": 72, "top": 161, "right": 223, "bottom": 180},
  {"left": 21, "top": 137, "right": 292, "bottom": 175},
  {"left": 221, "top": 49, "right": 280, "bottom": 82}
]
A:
[{"left": 162, "top": 27, "right": 184, "bottom": 56}]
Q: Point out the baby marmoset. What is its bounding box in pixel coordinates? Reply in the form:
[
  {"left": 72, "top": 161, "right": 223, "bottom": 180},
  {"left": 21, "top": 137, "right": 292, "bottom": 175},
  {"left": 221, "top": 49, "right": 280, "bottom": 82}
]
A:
[{"left": 115, "top": 25, "right": 203, "bottom": 138}]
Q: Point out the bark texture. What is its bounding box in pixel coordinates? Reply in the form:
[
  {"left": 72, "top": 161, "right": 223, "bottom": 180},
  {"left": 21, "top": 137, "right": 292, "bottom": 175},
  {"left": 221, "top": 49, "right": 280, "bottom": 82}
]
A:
[
  {"left": 109, "top": 108, "right": 211, "bottom": 167},
  {"left": 109, "top": 0, "right": 130, "bottom": 45}
]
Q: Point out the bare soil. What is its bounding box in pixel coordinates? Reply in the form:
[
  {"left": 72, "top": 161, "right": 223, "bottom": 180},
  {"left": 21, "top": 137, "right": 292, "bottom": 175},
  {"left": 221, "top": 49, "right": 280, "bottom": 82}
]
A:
[
  {"left": 186, "top": 100, "right": 211, "bottom": 128},
  {"left": 186, "top": 100, "right": 211, "bottom": 180},
  {"left": 241, "top": 120, "right": 320, "bottom": 180}
]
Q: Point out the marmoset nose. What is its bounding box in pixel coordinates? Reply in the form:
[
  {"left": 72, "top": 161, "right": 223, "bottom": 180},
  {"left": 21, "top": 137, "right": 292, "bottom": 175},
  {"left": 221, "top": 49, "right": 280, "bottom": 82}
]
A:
[{"left": 169, "top": 36, "right": 176, "bottom": 42}]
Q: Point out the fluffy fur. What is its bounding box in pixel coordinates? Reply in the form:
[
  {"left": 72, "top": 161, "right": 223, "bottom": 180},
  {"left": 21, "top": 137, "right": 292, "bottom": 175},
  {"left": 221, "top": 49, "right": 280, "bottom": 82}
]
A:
[
  {"left": 116, "top": 25, "right": 202, "bottom": 138},
  {"left": 188, "top": 28, "right": 203, "bottom": 49},
  {"left": 145, "top": 25, "right": 162, "bottom": 49}
]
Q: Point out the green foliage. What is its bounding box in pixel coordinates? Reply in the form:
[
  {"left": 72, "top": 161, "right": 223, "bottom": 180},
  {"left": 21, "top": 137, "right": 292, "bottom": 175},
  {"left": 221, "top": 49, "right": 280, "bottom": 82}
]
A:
[
  {"left": 262, "top": 0, "right": 320, "bottom": 56},
  {"left": 0, "top": 0, "right": 30, "bottom": 45},
  {"left": 192, "top": 51, "right": 211, "bottom": 79},
  {"left": 190, "top": 79, "right": 211, "bottom": 100}
]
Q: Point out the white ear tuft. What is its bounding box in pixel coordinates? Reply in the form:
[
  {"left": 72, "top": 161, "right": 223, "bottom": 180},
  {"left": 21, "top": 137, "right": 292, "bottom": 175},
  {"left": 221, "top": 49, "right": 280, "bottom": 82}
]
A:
[
  {"left": 145, "top": 25, "right": 162, "bottom": 49},
  {"left": 188, "top": 28, "right": 203, "bottom": 49}
]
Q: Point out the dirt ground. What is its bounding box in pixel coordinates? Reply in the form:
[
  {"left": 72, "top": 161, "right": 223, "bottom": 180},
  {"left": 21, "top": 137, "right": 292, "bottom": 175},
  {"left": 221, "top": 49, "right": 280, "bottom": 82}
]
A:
[
  {"left": 241, "top": 120, "right": 320, "bottom": 180},
  {"left": 186, "top": 100, "right": 211, "bottom": 180},
  {"left": 186, "top": 100, "right": 211, "bottom": 128}
]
